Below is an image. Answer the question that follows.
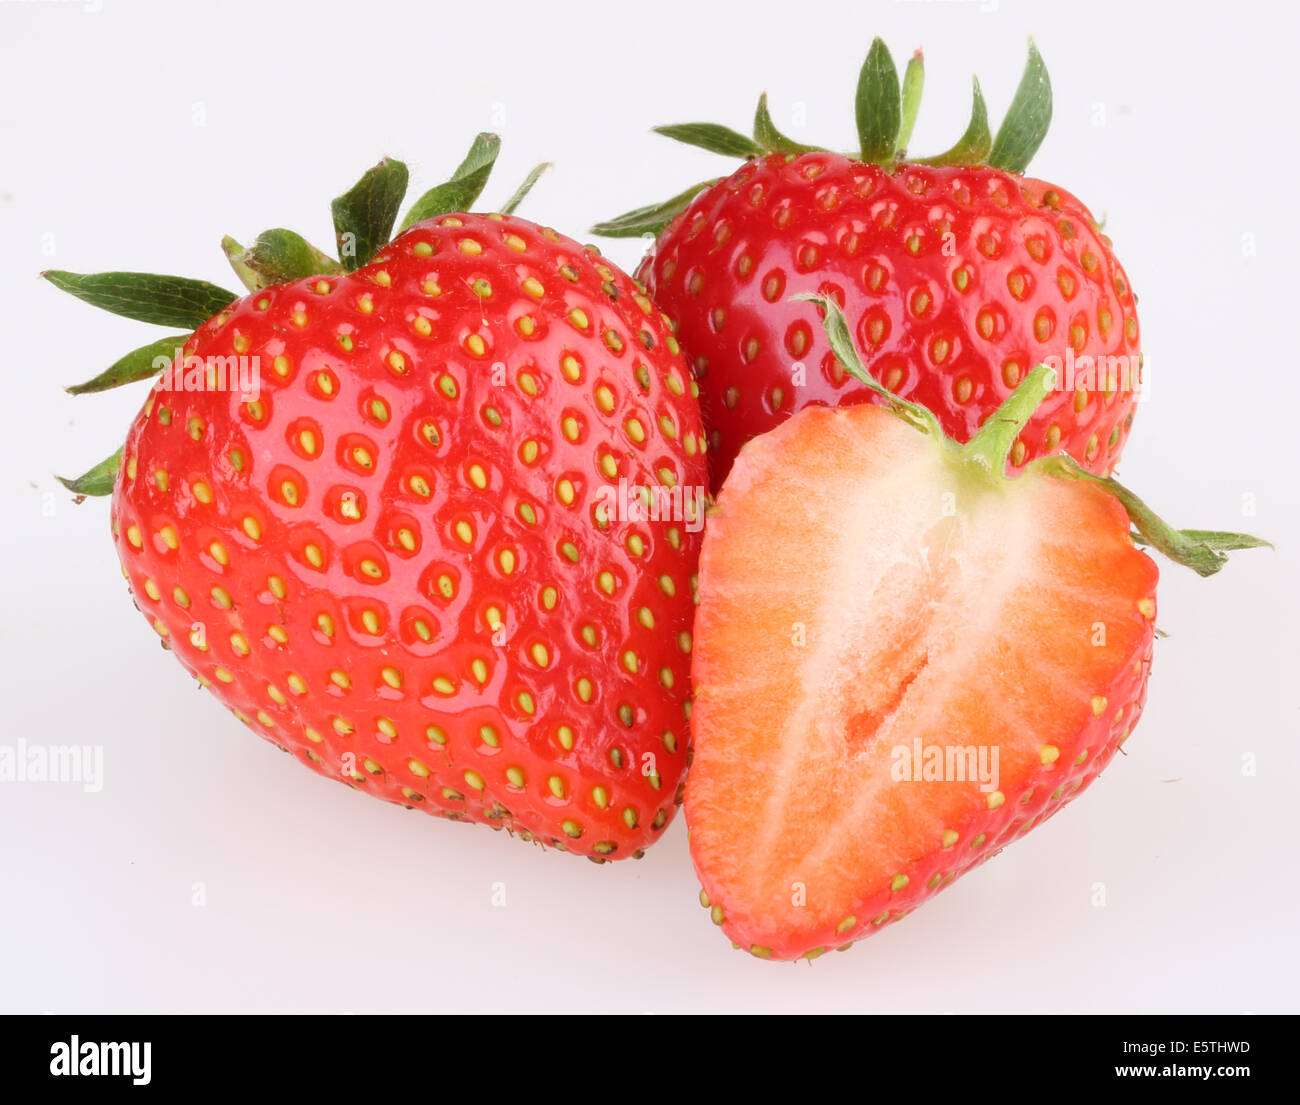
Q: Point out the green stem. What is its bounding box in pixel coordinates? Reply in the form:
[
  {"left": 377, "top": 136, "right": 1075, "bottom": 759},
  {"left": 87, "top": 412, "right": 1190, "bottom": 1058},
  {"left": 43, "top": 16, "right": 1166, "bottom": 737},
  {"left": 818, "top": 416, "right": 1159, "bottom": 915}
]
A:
[
  {"left": 794, "top": 293, "right": 942, "bottom": 438},
  {"left": 1034, "top": 456, "right": 1272, "bottom": 578},
  {"left": 961, "top": 363, "right": 1055, "bottom": 474}
]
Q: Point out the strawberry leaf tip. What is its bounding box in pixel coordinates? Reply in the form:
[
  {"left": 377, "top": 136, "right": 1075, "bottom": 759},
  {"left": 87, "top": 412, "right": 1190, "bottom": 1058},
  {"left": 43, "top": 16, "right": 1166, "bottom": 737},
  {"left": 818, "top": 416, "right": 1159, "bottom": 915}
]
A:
[
  {"left": 331, "top": 157, "right": 410, "bottom": 272},
  {"left": 987, "top": 38, "right": 1052, "bottom": 174},
  {"left": 590, "top": 179, "right": 724, "bottom": 239},
  {"left": 57, "top": 448, "right": 122, "bottom": 498},
  {"left": 398, "top": 132, "right": 501, "bottom": 232},
  {"left": 753, "top": 94, "right": 822, "bottom": 155},
  {"left": 856, "top": 37, "right": 903, "bottom": 162},
  {"left": 916, "top": 76, "right": 991, "bottom": 167},
  {"left": 42, "top": 270, "right": 237, "bottom": 329},
  {"left": 652, "top": 123, "right": 763, "bottom": 160},
  {"left": 896, "top": 50, "right": 925, "bottom": 155},
  {"left": 501, "top": 162, "right": 552, "bottom": 216},
  {"left": 66, "top": 333, "right": 190, "bottom": 395}
]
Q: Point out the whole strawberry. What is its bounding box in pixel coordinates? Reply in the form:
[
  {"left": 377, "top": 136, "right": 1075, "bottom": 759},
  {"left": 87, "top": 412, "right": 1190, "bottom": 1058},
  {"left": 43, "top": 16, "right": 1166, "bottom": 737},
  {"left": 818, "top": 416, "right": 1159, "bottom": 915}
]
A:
[
  {"left": 596, "top": 41, "right": 1142, "bottom": 493},
  {"left": 51, "top": 139, "right": 708, "bottom": 860}
]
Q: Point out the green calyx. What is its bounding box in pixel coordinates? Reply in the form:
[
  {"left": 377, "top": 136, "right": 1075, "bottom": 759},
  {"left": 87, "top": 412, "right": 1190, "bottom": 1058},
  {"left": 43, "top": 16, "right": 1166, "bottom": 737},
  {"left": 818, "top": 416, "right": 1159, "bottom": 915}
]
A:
[
  {"left": 804, "top": 294, "right": 1270, "bottom": 578},
  {"left": 48, "top": 135, "right": 550, "bottom": 495},
  {"left": 593, "top": 37, "right": 1053, "bottom": 238}
]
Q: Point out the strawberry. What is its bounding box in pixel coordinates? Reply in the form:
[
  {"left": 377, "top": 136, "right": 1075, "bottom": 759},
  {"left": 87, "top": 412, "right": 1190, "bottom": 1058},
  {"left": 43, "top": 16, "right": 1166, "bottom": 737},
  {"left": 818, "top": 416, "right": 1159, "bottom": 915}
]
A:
[
  {"left": 685, "top": 297, "right": 1265, "bottom": 959},
  {"left": 50, "top": 138, "right": 709, "bottom": 861},
  {"left": 596, "top": 41, "right": 1142, "bottom": 493}
]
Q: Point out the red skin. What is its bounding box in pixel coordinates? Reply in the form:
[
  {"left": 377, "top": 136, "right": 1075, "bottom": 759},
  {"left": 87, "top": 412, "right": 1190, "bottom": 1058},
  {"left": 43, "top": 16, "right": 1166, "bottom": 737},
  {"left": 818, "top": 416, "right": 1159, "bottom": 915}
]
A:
[
  {"left": 639, "top": 154, "right": 1142, "bottom": 493},
  {"left": 111, "top": 214, "right": 708, "bottom": 860}
]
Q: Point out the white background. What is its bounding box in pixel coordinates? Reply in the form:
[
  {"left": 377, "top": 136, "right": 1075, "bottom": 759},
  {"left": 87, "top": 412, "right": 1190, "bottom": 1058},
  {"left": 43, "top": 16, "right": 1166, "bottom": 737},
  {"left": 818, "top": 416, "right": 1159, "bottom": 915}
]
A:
[{"left": 1, "top": 0, "right": 1297, "bottom": 1013}]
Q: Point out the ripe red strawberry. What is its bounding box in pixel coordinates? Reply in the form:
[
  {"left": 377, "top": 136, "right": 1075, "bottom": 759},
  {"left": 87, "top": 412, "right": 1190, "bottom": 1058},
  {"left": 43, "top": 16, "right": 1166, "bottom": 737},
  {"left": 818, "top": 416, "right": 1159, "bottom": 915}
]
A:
[
  {"left": 685, "top": 297, "right": 1264, "bottom": 959},
  {"left": 596, "top": 41, "right": 1142, "bottom": 493},
  {"left": 50, "top": 140, "right": 709, "bottom": 861}
]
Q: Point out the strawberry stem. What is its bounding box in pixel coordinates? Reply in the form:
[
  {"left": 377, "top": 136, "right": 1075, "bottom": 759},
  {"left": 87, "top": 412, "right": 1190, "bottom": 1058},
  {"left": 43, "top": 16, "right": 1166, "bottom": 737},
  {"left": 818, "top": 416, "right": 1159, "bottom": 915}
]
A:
[
  {"left": 960, "top": 363, "right": 1056, "bottom": 475},
  {"left": 794, "top": 293, "right": 942, "bottom": 438},
  {"left": 1033, "top": 456, "right": 1272, "bottom": 577}
]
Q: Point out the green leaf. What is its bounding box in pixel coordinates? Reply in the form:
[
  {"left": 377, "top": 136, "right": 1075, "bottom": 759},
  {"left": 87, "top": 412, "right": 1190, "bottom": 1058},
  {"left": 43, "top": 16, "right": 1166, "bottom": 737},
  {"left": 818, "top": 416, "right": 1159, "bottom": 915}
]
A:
[
  {"left": 917, "top": 77, "right": 992, "bottom": 166},
  {"left": 590, "top": 179, "right": 723, "bottom": 239},
  {"left": 42, "top": 271, "right": 237, "bottom": 329},
  {"left": 67, "top": 333, "right": 190, "bottom": 395},
  {"left": 753, "top": 93, "right": 821, "bottom": 154},
  {"left": 855, "top": 38, "right": 902, "bottom": 163},
  {"left": 501, "top": 162, "right": 552, "bottom": 215},
  {"left": 896, "top": 50, "right": 925, "bottom": 154},
  {"left": 225, "top": 229, "right": 342, "bottom": 291},
  {"left": 57, "top": 448, "right": 123, "bottom": 498},
  {"left": 399, "top": 133, "right": 501, "bottom": 231},
  {"left": 653, "top": 123, "right": 763, "bottom": 159},
  {"left": 331, "top": 157, "right": 410, "bottom": 271},
  {"left": 988, "top": 39, "right": 1052, "bottom": 174},
  {"left": 1037, "top": 455, "right": 1271, "bottom": 577}
]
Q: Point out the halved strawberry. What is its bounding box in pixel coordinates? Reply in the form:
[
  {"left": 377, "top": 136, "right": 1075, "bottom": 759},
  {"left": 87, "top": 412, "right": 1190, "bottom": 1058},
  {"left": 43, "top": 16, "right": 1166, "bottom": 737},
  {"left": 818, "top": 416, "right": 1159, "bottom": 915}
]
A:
[{"left": 686, "top": 297, "right": 1265, "bottom": 959}]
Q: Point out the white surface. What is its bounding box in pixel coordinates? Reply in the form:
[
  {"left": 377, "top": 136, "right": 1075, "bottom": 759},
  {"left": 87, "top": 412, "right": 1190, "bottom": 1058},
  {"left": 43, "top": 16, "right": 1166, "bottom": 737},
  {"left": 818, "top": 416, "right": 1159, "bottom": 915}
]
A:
[{"left": 1, "top": 0, "right": 1297, "bottom": 1013}]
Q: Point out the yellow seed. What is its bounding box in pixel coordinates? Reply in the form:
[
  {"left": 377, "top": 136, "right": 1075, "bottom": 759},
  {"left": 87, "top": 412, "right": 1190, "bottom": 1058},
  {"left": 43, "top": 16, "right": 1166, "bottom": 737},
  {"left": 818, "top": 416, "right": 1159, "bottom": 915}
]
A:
[{"left": 1040, "top": 745, "right": 1060, "bottom": 764}]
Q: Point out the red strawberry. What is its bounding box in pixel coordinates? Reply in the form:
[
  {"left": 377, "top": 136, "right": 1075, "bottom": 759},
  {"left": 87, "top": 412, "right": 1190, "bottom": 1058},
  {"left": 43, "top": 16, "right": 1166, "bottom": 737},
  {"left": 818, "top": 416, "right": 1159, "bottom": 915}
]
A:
[
  {"left": 685, "top": 297, "right": 1264, "bottom": 959},
  {"left": 596, "top": 41, "right": 1142, "bottom": 493},
  {"left": 50, "top": 140, "right": 708, "bottom": 861}
]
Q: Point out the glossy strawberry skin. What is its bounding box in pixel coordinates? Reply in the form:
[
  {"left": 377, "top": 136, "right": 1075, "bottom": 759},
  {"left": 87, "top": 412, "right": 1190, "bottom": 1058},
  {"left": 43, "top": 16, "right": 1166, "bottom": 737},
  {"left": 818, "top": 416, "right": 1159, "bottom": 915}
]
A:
[
  {"left": 110, "top": 214, "right": 708, "bottom": 860},
  {"left": 639, "top": 154, "right": 1142, "bottom": 492}
]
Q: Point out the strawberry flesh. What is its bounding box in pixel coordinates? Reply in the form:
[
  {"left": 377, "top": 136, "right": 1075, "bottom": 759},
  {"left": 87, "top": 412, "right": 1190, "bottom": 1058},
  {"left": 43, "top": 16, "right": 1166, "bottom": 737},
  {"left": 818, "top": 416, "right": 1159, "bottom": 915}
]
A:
[{"left": 686, "top": 401, "right": 1157, "bottom": 958}]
